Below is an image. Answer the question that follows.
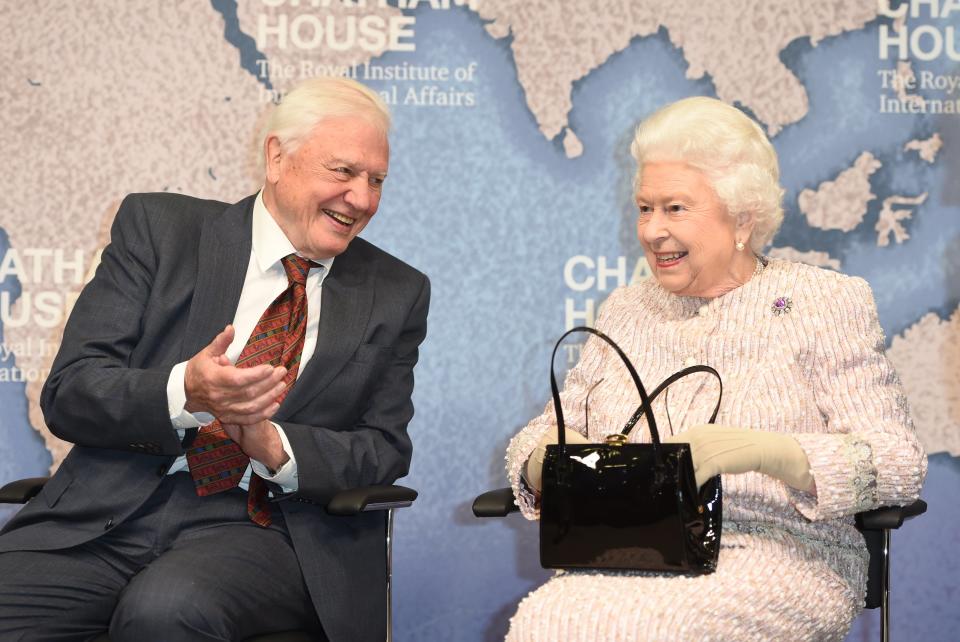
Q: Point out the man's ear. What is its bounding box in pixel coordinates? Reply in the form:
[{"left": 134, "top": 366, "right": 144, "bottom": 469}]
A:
[{"left": 264, "top": 135, "right": 284, "bottom": 184}]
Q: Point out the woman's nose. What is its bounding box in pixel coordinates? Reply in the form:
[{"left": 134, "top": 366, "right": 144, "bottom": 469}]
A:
[{"left": 639, "top": 210, "right": 669, "bottom": 245}]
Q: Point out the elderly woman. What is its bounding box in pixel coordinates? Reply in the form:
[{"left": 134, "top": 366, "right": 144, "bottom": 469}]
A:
[{"left": 505, "top": 97, "right": 926, "bottom": 641}]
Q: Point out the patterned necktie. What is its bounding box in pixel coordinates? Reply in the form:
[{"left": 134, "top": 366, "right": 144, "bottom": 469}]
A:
[{"left": 186, "top": 254, "right": 318, "bottom": 527}]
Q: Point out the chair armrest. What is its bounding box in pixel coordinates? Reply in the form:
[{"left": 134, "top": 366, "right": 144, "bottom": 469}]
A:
[
  {"left": 325, "top": 485, "right": 418, "bottom": 516},
  {"left": 0, "top": 477, "right": 419, "bottom": 516},
  {"left": 0, "top": 477, "right": 50, "bottom": 504},
  {"left": 855, "top": 499, "right": 928, "bottom": 531},
  {"left": 472, "top": 487, "right": 520, "bottom": 517},
  {"left": 0, "top": 476, "right": 410, "bottom": 639}
]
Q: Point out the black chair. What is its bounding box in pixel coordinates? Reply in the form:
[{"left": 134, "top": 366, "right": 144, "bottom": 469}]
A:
[
  {"left": 855, "top": 499, "right": 927, "bottom": 642},
  {"left": 473, "top": 487, "right": 926, "bottom": 642},
  {"left": 1, "top": 477, "right": 417, "bottom": 642}
]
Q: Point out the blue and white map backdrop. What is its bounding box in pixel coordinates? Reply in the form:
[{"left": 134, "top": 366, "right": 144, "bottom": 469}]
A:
[{"left": 1, "top": 1, "right": 958, "bottom": 639}]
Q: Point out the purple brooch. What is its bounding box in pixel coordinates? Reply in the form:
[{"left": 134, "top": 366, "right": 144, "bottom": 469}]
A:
[{"left": 771, "top": 296, "right": 793, "bottom": 316}]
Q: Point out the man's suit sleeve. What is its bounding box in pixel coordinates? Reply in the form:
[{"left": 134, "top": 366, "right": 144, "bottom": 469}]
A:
[
  {"left": 39, "top": 194, "right": 185, "bottom": 456},
  {"left": 279, "top": 274, "right": 430, "bottom": 503}
]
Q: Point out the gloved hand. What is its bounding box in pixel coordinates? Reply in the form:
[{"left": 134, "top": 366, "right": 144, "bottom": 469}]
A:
[
  {"left": 663, "top": 425, "right": 815, "bottom": 492},
  {"left": 523, "top": 428, "right": 591, "bottom": 492}
]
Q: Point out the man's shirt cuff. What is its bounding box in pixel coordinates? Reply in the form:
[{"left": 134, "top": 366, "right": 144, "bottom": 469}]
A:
[
  {"left": 167, "top": 361, "right": 215, "bottom": 431},
  {"left": 250, "top": 422, "right": 299, "bottom": 493}
]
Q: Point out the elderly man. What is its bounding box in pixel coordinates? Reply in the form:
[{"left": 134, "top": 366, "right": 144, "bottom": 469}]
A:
[{"left": 0, "top": 77, "right": 430, "bottom": 641}]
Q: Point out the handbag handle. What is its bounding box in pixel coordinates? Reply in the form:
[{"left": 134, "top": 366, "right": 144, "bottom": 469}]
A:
[
  {"left": 550, "top": 326, "right": 660, "bottom": 456},
  {"left": 620, "top": 365, "right": 723, "bottom": 437}
]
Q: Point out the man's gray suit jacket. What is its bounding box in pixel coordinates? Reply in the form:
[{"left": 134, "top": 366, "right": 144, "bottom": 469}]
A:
[{"left": 0, "top": 192, "right": 431, "bottom": 642}]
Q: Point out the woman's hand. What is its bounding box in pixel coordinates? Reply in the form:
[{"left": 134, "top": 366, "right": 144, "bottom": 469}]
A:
[
  {"left": 664, "top": 425, "right": 815, "bottom": 492},
  {"left": 523, "top": 428, "right": 591, "bottom": 492}
]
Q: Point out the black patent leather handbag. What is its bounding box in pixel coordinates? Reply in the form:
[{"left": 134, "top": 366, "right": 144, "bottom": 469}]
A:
[{"left": 539, "top": 326, "right": 723, "bottom": 574}]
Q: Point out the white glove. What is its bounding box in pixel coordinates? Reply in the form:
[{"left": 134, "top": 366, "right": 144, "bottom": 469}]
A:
[
  {"left": 523, "top": 428, "right": 591, "bottom": 492},
  {"left": 663, "top": 425, "right": 815, "bottom": 492}
]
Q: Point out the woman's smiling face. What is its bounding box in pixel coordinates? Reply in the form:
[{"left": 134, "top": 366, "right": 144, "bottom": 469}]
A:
[{"left": 635, "top": 161, "right": 755, "bottom": 299}]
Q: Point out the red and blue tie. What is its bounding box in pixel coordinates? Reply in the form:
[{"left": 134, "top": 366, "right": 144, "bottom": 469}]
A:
[{"left": 186, "top": 254, "right": 317, "bottom": 527}]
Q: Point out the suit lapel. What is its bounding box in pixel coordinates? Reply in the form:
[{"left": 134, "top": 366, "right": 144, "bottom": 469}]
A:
[
  {"left": 276, "top": 243, "right": 375, "bottom": 420},
  {"left": 179, "top": 195, "right": 255, "bottom": 361}
]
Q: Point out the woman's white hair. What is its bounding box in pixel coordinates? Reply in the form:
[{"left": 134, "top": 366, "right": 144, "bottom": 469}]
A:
[
  {"left": 630, "top": 96, "right": 784, "bottom": 253},
  {"left": 264, "top": 77, "right": 391, "bottom": 155}
]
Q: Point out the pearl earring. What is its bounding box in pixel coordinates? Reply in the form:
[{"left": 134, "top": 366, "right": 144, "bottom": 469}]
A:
[{"left": 735, "top": 241, "right": 745, "bottom": 251}]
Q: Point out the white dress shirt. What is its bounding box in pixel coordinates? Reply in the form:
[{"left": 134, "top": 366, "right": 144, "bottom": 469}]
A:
[{"left": 164, "top": 191, "right": 333, "bottom": 492}]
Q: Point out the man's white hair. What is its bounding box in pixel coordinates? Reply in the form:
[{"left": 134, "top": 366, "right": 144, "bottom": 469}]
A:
[
  {"left": 630, "top": 96, "right": 784, "bottom": 253},
  {"left": 264, "top": 77, "right": 391, "bottom": 155}
]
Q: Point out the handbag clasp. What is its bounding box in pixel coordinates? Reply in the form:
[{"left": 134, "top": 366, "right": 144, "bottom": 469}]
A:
[{"left": 605, "top": 434, "right": 628, "bottom": 446}]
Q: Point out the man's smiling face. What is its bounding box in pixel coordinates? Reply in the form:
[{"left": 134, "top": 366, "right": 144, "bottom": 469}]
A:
[{"left": 263, "top": 115, "right": 389, "bottom": 260}]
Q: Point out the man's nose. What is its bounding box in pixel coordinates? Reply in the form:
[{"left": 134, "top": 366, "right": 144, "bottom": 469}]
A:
[{"left": 344, "top": 178, "right": 371, "bottom": 212}]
